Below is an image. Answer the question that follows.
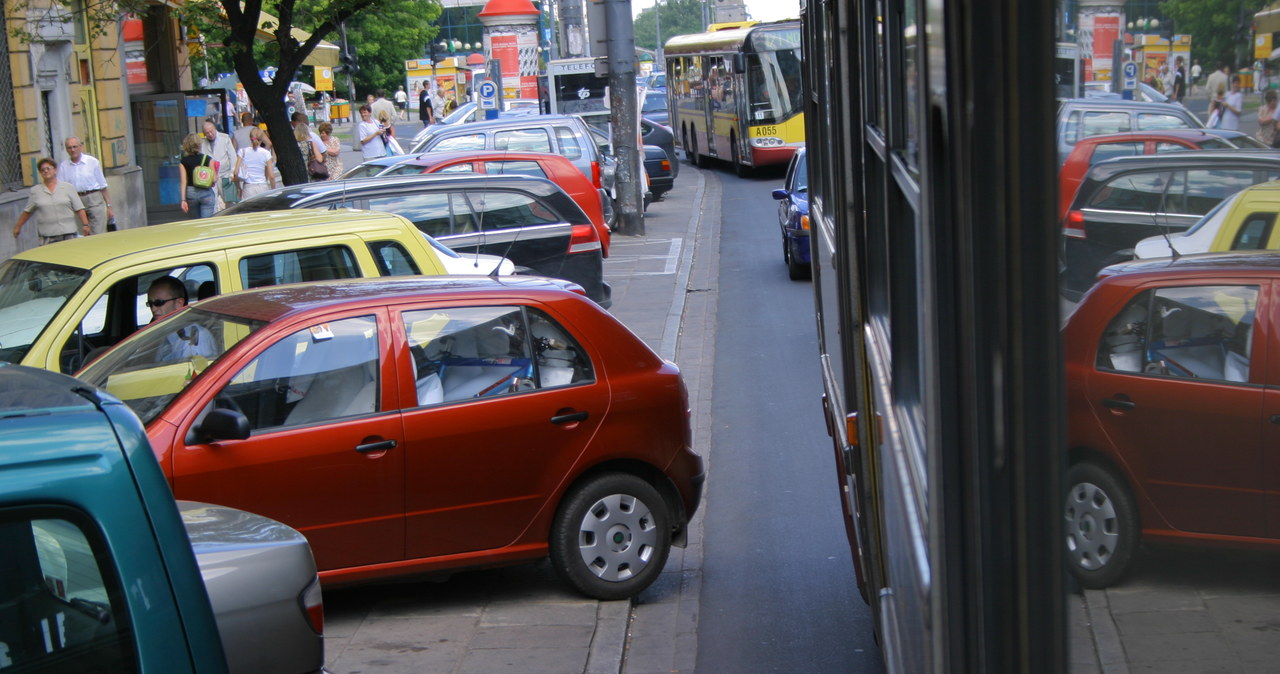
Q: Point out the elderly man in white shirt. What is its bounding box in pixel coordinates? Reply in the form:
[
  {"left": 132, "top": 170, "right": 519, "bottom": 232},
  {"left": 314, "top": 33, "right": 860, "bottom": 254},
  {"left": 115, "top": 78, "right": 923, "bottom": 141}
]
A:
[
  {"left": 57, "top": 137, "right": 113, "bottom": 234},
  {"left": 200, "top": 119, "right": 237, "bottom": 209}
]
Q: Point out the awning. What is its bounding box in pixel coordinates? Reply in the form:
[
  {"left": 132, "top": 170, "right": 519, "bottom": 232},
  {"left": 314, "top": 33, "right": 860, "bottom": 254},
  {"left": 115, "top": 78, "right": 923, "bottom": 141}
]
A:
[
  {"left": 1257, "top": 2, "right": 1280, "bottom": 36},
  {"left": 253, "top": 9, "right": 339, "bottom": 68}
]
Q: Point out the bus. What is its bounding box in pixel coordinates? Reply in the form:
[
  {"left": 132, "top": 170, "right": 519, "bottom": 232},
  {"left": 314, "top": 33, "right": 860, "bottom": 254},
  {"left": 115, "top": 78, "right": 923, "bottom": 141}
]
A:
[
  {"left": 801, "top": 0, "right": 1065, "bottom": 670},
  {"left": 664, "top": 20, "right": 803, "bottom": 175}
]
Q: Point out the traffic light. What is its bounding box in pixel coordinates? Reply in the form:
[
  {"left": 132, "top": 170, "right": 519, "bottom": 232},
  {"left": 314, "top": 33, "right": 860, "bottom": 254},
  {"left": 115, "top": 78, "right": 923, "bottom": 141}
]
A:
[{"left": 339, "top": 50, "right": 359, "bottom": 74}]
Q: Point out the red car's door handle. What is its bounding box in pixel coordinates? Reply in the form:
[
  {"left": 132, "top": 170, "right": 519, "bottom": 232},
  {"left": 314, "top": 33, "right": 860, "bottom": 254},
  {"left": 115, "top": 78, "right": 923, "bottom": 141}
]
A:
[
  {"left": 1102, "top": 397, "right": 1136, "bottom": 411},
  {"left": 551, "top": 411, "right": 589, "bottom": 425},
  {"left": 356, "top": 439, "right": 398, "bottom": 453}
]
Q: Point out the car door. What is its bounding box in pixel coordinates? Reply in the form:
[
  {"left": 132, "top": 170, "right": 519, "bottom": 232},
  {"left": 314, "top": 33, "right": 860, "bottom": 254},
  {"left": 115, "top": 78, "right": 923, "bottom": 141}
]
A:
[
  {"left": 167, "top": 308, "right": 407, "bottom": 571},
  {"left": 1087, "top": 282, "right": 1266, "bottom": 536},
  {"left": 1259, "top": 281, "right": 1280, "bottom": 538},
  {"left": 395, "top": 303, "right": 607, "bottom": 559}
]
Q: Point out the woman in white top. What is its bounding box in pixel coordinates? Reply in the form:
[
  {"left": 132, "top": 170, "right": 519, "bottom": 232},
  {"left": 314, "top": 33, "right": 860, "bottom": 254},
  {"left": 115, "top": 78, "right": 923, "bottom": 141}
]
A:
[
  {"left": 1221, "top": 75, "right": 1245, "bottom": 131},
  {"left": 357, "top": 104, "right": 387, "bottom": 159},
  {"left": 233, "top": 127, "right": 276, "bottom": 199}
]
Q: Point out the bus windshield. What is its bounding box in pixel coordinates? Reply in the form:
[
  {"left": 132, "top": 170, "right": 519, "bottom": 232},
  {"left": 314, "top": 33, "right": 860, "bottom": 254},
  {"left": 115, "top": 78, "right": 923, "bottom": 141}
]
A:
[{"left": 746, "top": 29, "right": 803, "bottom": 124}]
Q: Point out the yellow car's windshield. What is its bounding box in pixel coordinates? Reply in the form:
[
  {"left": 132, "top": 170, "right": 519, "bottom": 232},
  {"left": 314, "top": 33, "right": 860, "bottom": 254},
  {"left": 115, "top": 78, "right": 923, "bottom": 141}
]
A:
[{"left": 78, "top": 308, "right": 266, "bottom": 423}]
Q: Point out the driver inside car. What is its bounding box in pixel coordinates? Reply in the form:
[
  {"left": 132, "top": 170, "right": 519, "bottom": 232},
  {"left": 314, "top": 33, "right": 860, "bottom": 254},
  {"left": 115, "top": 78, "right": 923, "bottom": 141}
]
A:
[{"left": 146, "top": 276, "right": 216, "bottom": 361}]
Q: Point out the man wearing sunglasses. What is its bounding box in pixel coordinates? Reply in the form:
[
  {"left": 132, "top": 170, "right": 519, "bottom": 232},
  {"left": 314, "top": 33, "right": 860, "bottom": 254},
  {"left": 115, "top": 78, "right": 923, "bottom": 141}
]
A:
[{"left": 146, "top": 276, "right": 216, "bottom": 360}]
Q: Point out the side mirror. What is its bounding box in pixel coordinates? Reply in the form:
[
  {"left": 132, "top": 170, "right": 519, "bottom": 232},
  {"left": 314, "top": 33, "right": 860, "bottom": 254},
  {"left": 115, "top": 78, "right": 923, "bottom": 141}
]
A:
[
  {"left": 771, "top": 189, "right": 789, "bottom": 200},
  {"left": 193, "top": 408, "right": 250, "bottom": 442}
]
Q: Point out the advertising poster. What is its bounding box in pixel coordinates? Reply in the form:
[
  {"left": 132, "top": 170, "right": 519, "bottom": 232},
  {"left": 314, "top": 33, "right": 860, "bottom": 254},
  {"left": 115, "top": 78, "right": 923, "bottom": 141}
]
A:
[{"left": 1092, "top": 14, "right": 1120, "bottom": 79}]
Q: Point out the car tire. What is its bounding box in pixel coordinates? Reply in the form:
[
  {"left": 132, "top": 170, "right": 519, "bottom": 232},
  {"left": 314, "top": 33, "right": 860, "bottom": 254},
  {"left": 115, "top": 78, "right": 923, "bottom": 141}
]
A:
[
  {"left": 1064, "top": 461, "right": 1138, "bottom": 589},
  {"left": 550, "top": 473, "right": 672, "bottom": 601},
  {"left": 787, "top": 242, "right": 808, "bottom": 280}
]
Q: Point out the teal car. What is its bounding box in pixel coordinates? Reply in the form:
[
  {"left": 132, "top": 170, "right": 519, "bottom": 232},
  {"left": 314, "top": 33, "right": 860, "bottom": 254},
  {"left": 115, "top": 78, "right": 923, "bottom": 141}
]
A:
[{"left": 0, "top": 364, "right": 229, "bottom": 672}]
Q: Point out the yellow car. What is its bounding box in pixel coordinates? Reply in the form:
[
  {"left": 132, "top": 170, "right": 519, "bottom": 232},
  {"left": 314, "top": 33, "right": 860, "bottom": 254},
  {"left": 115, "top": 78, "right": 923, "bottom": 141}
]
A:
[
  {"left": 1134, "top": 181, "right": 1280, "bottom": 259},
  {"left": 0, "top": 209, "right": 449, "bottom": 374}
]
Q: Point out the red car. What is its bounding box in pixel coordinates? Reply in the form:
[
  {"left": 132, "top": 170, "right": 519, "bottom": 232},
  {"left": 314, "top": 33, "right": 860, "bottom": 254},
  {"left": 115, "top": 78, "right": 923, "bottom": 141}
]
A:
[
  {"left": 1057, "top": 129, "right": 1267, "bottom": 222},
  {"left": 78, "top": 276, "right": 704, "bottom": 600},
  {"left": 1062, "top": 251, "right": 1280, "bottom": 589},
  {"left": 344, "top": 151, "right": 612, "bottom": 256}
]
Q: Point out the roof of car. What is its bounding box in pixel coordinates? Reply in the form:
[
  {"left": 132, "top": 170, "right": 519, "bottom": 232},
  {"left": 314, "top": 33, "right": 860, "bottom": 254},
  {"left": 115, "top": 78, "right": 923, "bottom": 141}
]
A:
[
  {"left": 194, "top": 275, "right": 587, "bottom": 324},
  {"left": 1058, "top": 97, "right": 1197, "bottom": 114},
  {"left": 1072, "top": 128, "right": 1257, "bottom": 145},
  {"left": 13, "top": 209, "right": 414, "bottom": 269},
  {"left": 1100, "top": 250, "right": 1280, "bottom": 279},
  {"left": 0, "top": 363, "right": 98, "bottom": 415},
  {"left": 357, "top": 150, "right": 579, "bottom": 171},
  {"left": 420, "top": 113, "right": 588, "bottom": 135},
  {"left": 1084, "top": 150, "right": 1280, "bottom": 180},
  {"left": 224, "top": 172, "right": 570, "bottom": 211}
]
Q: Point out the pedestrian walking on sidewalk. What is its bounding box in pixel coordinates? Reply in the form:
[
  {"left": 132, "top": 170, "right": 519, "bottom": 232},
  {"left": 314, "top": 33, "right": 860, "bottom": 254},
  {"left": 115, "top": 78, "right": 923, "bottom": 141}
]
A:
[
  {"left": 357, "top": 104, "right": 388, "bottom": 159},
  {"left": 418, "top": 82, "right": 436, "bottom": 127},
  {"left": 13, "top": 157, "right": 89, "bottom": 245},
  {"left": 57, "top": 136, "right": 112, "bottom": 234},
  {"left": 1206, "top": 63, "right": 1230, "bottom": 102},
  {"left": 234, "top": 127, "right": 276, "bottom": 199},
  {"left": 318, "top": 122, "right": 344, "bottom": 180},
  {"left": 178, "top": 134, "right": 217, "bottom": 219},
  {"left": 200, "top": 119, "right": 237, "bottom": 209},
  {"left": 395, "top": 86, "right": 408, "bottom": 121},
  {"left": 1259, "top": 90, "right": 1278, "bottom": 147}
]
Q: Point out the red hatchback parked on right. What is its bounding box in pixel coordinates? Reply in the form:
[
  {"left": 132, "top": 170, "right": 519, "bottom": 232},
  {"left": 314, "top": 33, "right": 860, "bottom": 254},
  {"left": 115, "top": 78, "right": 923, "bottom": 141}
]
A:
[{"left": 1063, "top": 251, "right": 1280, "bottom": 589}]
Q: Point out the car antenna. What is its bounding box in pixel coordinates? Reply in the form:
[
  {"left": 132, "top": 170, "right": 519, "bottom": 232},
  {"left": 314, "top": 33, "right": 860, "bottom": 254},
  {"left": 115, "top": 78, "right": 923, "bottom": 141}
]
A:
[{"left": 1156, "top": 172, "right": 1180, "bottom": 260}]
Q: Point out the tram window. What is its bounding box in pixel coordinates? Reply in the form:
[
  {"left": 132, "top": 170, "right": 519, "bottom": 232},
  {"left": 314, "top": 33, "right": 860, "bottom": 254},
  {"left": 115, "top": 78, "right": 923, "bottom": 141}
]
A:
[{"left": 902, "top": 0, "right": 920, "bottom": 171}]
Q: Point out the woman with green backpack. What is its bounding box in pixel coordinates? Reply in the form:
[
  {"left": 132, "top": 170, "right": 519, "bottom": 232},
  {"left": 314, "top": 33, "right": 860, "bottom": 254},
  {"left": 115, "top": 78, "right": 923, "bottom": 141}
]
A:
[{"left": 179, "top": 133, "right": 218, "bottom": 219}]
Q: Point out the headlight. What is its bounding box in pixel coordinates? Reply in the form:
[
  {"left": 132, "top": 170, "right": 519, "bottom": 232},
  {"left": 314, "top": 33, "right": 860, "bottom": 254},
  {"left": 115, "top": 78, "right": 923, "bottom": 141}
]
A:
[{"left": 750, "top": 136, "right": 785, "bottom": 148}]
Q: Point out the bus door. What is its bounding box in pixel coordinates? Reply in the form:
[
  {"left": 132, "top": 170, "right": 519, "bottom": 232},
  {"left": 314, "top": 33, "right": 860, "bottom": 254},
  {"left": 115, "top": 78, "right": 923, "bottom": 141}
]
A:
[{"left": 703, "top": 55, "right": 730, "bottom": 158}]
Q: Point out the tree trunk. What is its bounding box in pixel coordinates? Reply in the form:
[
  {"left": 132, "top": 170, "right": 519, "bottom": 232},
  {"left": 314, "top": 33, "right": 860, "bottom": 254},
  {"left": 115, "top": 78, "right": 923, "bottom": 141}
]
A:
[{"left": 232, "top": 49, "right": 309, "bottom": 185}]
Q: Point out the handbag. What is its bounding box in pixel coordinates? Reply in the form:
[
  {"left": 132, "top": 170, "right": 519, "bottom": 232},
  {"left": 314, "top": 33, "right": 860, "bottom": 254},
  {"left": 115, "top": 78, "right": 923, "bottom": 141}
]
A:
[
  {"left": 1207, "top": 108, "right": 1222, "bottom": 129},
  {"left": 308, "top": 158, "right": 330, "bottom": 180},
  {"left": 386, "top": 136, "right": 404, "bottom": 156},
  {"left": 192, "top": 155, "right": 216, "bottom": 189}
]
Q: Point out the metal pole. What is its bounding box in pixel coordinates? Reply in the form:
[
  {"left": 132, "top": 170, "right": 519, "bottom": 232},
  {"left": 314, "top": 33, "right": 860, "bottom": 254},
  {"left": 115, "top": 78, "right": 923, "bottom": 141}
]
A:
[
  {"left": 655, "top": 1, "right": 662, "bottom": 68},
  {"left": 604, "top": 0, "right": 642, "bottom": 235},
  {"left": 340, "top": 21, "right": 356, "bottom": 105}
]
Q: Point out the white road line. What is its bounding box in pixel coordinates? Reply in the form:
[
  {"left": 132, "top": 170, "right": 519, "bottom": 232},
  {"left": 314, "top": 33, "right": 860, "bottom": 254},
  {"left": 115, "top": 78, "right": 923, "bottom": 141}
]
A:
[{"left": 605, "top": 237, "right": 683, "bottom": 275}]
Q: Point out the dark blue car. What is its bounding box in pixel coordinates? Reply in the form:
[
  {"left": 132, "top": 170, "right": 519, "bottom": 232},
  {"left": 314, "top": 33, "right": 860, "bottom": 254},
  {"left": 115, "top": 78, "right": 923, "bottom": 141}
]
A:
[{"left": 771, "top": 147, "right": 810, "bottom": 279}]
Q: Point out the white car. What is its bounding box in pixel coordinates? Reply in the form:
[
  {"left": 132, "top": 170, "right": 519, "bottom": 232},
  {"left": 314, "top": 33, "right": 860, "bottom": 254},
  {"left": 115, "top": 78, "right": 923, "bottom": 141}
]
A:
[
  {"left": 422, "top": 233, "right": 515, "bottom": 276},
  {"left": 1133, "top": 190, "right": 1242, "bottom": 259}
]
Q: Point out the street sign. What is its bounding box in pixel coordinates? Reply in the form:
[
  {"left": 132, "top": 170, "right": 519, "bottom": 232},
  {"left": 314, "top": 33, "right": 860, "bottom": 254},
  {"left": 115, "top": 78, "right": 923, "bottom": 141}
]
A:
[
  {"left": 1123, "top": 61, "right": 1138, "bottom": 90},
  {"left": 478, "top": 80, "right": 498, "bottom": 110}
]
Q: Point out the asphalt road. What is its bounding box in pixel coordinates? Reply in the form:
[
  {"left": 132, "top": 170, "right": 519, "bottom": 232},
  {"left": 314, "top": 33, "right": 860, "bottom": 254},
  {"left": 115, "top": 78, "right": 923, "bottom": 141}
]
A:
[{"left": 694, "top": 163, "right": 884, "bottom": 672}]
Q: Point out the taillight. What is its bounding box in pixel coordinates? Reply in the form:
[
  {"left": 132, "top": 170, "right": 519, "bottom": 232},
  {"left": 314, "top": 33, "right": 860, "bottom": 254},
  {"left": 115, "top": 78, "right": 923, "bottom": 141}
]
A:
[
  {"left": 661, "top": 159, "right": 671, "bottom": 171},
  {"left": 569, "top": 224, "right": 602, "bottom": 254},
  {"left": 300, "top": 576, "right": 324, "bottom": 635},
  {"left": 1063, "top": 210, "right": 1086, "bottom": 239},
  {"left": 591, "top": 161, "right": 602, "bottom": 189}
]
